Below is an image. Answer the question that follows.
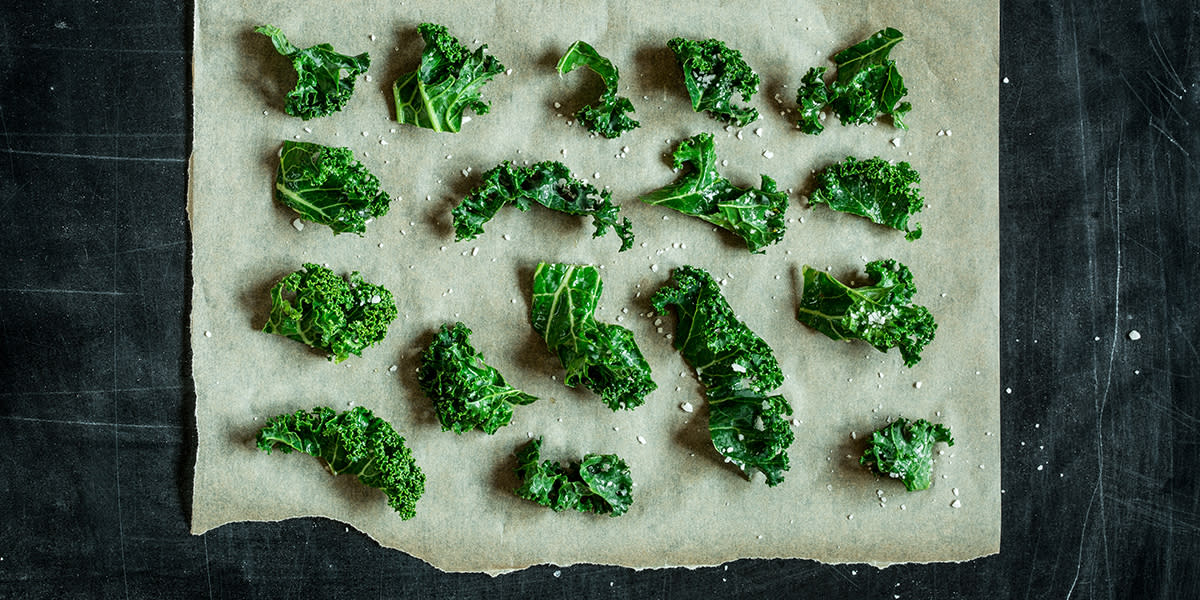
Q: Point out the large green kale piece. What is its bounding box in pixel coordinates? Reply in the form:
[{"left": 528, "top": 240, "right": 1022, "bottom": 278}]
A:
[{"left": 652, "top": 266, "right": 794, "bottom": 486}]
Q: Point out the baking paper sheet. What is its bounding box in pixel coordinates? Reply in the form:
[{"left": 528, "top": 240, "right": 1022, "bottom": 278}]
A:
[{"left": 190, "top": 0, "right": 999, "bottom": 573}]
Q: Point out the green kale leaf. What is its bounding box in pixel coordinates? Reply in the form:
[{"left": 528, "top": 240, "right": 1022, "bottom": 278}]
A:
[
  {"left": 255, "top": 25, "right": 370, "bottom": 120},
  {"left": 795, "top": 259, "right": 936, "bottom": 367},
  {"left": 531, "top": 262, "right": 656, "bottom": 411},
  {"left": 392, "top": 23, "right": 505, "bottom": 132},
  {"left": 417, "top": 322, "right": 537, "bottom": 434},
  {"left": 556, "top": 40, "right": 640, "bottom": 138},
  {"left": 667, "top": 37, "right": 760, "bottom": 126},
  {"left": 452, "top": 160, "right": 634, "bottom": 251},
  {"left": 860, "top": 417, "right": 954, "bottom": 491},
  {"left": 257, "top": 406, "right": 426, "bottom": 519},
  {"left": 796, "top": 28, "right": 912, "bottom": 134},
  {"left": 262, "top": 263, "right": 397, "bottom": 363},
  {"left": 274, "top": 140, "right": 393, "bottom": 235},
  {"left": 651, "top": 266, "right": 794, "bottom": 486},
  {"left": 810, "top": 156, "right": 924, "bottom": 241},
  {"left": 514, "top": 437, "right": 633, "bottom": 517},
  {"left": 640, "top": 132, "right": 788, "bottom": 253}
]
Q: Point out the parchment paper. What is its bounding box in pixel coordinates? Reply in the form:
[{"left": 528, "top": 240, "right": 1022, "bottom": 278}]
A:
[{"left": 190, "top": 0, "right": 999, "bottom": 573}]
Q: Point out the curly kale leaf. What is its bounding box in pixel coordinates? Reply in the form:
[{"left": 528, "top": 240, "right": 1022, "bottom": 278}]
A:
[
  {"left": 417, "top": 322, "right": 537, "bottom": 434},
  {"left": 452, "top": 160, "right": 634, "bottom": 251},
  {"left": 796, "top": 260, "right": 936, "bottom": 367},
  {"left": 274, "top": 141, "right": 393, "bottom": 235},
  {"left": 556, "top": 40, "right": 640, "bottom": 138},
  {"left": 255, "top": 25, "right": 370, "bottom": 120},
  {"left": 514, "top": 437, "right": 633, "bottom": 517},
  {"left": 531, "top": 263, "right": 656, "bottom": 411},
  {"left": 796, "top": 28, "right": 912, "bottom": 134},
  {"left": 257, "top": 406, "right": 426, "bottom": 519},
  {"left": 392, "top": 23, "right": 505, "bottom": 132},
  {"left": 640, "top": 132, "right": 788, "bottom": 253},
  {"left": 810, "top": 156, "right": 925, "bottom": 241},
  {"left": 794, "top": 66, "right": 830, "bottom": 135},
  {"left": 651, "top": 266, "right": 794, "bottom": 486},
  {"left": 860, "top": 418, "right": 954, "bottom": 491},
  {"left": 667, "top": 37, "right": 760, "bottom": 126},
  {"left": 262, "top": 263, "right": 398, "bottom": 363}
]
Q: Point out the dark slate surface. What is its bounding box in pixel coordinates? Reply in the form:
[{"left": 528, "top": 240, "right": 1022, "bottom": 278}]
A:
[{"left": 1, "top": 1, "right": 1197, "bottom": 598}]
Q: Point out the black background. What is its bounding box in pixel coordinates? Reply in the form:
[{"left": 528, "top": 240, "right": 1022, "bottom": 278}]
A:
[{"left": 2, "top": 1, "right": 1197, "bottom": 598}]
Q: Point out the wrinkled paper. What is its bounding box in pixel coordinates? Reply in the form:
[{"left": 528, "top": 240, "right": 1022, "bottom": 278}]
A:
[{"left": 190, "top": 0, "right": 999, "bottom": 573}]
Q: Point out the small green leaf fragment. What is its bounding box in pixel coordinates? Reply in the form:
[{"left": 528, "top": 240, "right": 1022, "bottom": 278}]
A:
[
  {"left": 530, "top": 263, "right": 656, "bottom": 411},
  {"left": 557, "top": 40, "right": 640, "bottom": 138},
  {"left": 514, "top": 437, "right": 633, "bottom": 516},
  {"left": 255, "top": 25, "right": 370, "bottom": 120},
  {"left": 796, "top": 260, "right": 936, "bottom": 367},
  {"left": 810, "top": 156, "right": 924, "bottom": 240},
  {"left": 640, "top": 133, "right": 787, "bottom": 253},
  {"left": 257, "top": 406, "right": 425, "bottom": 519},
  {"left": 274, "top": 140, "right": 392, "bottom": 235},
  {"left": 667, "top": 37, "right": 760, "bottom": 126},
  {"left": 860, "top": 418, "right": 954, "bottom": 491},
  {"left": 452, "top": 160, "right": 634, "bottom": 251},
  {"left": 417, "top": 322, "right": 537, "bottom": 434},
  {"left": 795, "top": 28, "right": 910, "bottom": 133},
  {"left": 392, "top": 23, "right": 505, "bottom": 132},
  {"left": 262, "top": 263, "right": 397, "bottom": 362}
]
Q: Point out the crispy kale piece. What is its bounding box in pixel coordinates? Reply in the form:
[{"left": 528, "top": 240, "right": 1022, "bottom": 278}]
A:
[
  {"left": 417, "top": 322, "right": 537, "bottom": 434},
  {"left": 556, "top": 40, "right": 640, "bottom": 138},
  {"left": 274, "top": 140, "right": 393, "bottom": 235},
  {"left": 651, "top": 266, "right": 794, "bottom": 486},
  {"left": 531, "top": 263, "right": 656, "bottom": 411},
  {"left": 256, "top": 406, "right": 426, "bottom": 519},
  {"left": 255, "top": 25, "right": 370, "bottom": 120},
  {"left": 667, "top": 37, "right": 760, "bottom": 126},
  {"left": 860, "top": 418, "right": 954, "bottom": 491},
  {"left": 640, "top": 132, "right": 787, "bottom": 253},
  {"left": 514, "top": 437, "right": 633, "bottom": 517},
  {"left": 796, "top": 28, "right": 912, "bottom": 134},
  {"left": 262, "top": 263, "right": 397, "bottom": 363},
  {"left": 452, "top": 160, "right": 634, "bottom": 251},
  {"left": 392, "top": 23, "right": 505, "bottom": 132},
  {"left": 810, "top": 156, "right": 925, "bottom": 241},
  {"left": 796, "top": 260, "right": 936, "bottom": 367}
]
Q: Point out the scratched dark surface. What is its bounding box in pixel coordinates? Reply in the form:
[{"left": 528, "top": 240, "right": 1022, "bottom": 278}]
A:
[{"left": 0, "top": 0, "right": 1196, "bottom": 598}]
